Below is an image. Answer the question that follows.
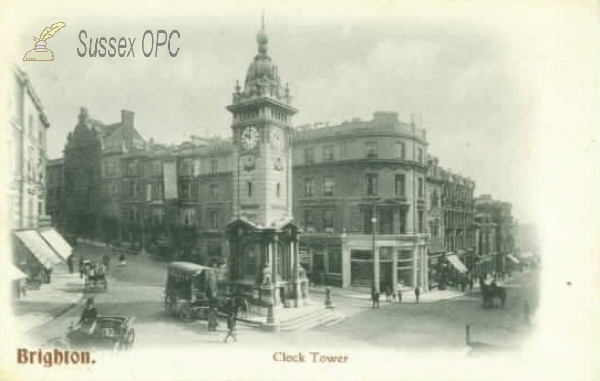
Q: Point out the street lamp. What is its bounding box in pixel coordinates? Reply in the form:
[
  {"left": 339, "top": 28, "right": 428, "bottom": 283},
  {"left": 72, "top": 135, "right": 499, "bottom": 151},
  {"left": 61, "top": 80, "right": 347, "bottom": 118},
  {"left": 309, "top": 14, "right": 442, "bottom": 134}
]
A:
[{"left": 371, "top": 203, "right": 377, "bottom": 292}]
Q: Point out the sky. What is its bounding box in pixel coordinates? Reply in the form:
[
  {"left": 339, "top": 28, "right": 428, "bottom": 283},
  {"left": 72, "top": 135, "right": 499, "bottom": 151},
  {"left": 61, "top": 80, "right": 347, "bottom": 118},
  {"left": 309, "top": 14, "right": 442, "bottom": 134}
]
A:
[{"left": 7, "top": 2, "right": 594, "bottom": 226}]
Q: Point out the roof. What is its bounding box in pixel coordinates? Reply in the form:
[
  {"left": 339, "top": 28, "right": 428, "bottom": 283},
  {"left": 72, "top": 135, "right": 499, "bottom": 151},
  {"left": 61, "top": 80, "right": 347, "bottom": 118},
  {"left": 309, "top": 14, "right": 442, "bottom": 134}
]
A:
[{"left": 168, "top": 262, "right": 213, "bottom": 274}]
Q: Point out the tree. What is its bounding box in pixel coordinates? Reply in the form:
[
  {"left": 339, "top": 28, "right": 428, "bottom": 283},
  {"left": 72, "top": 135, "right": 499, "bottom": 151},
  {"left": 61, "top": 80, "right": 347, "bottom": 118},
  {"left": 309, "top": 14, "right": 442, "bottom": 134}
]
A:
[{"left": 63, "top": 108, "right": 103, "bottom": 240}]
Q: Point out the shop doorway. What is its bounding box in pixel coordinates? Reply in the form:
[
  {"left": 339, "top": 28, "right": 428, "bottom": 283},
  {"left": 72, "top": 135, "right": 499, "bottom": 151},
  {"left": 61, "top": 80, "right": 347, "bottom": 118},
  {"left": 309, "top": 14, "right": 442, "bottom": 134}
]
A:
[{"left": 350, "top": 250, "right": 373, "bottom": 287}]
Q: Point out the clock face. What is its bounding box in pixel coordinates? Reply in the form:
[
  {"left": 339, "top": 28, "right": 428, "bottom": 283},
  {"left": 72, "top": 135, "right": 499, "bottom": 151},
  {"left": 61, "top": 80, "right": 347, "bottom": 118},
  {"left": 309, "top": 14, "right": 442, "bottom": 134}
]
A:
[{"left": 241, "top": 126, "right": 259, "bottom": 150}]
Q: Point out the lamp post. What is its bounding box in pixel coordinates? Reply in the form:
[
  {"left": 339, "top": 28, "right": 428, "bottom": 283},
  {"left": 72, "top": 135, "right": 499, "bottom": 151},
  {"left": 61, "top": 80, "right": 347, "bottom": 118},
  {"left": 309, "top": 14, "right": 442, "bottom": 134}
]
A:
[{"left": 371, "top": 200, "right": 378, "bottom": 293}]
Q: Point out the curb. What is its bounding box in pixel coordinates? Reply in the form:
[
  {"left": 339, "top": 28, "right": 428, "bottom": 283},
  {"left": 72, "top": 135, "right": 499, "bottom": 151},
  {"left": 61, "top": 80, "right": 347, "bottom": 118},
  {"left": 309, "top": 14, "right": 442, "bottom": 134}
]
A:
[{"left": 21, "top": 279, "right": 85, "bottom": 333}]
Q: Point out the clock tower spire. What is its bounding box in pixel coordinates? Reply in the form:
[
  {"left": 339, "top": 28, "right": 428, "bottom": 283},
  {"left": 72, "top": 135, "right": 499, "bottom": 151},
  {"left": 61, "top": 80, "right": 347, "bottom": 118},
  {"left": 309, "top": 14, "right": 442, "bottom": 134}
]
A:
[{"left": 227, "top": 19, "right": 297, "bottom": 228}]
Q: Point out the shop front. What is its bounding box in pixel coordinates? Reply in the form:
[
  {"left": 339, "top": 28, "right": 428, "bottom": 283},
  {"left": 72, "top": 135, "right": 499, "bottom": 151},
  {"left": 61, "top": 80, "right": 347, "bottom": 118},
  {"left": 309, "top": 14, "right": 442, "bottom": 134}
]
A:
[
  {"left": 341, "top": 233, "right": 429, "bottom": 292},
  {"left": 13, "top": 230, "right": 63, "bottom": 286}
]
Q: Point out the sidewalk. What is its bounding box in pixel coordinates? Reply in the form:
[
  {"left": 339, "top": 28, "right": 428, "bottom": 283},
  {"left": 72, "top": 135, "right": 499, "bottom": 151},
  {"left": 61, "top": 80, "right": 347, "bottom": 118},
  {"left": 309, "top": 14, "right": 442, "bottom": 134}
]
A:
[
  {"left": 309, "top": 270, "right": 530, "bottom": 305},
  {"left": 11, "top": 263, "right": 84, "bottom": 332}
]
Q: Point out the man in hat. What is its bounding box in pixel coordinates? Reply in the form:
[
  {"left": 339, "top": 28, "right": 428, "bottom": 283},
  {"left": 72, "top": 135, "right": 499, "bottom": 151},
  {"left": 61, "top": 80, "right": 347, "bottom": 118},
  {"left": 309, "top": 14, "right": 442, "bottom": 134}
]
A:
[{"left": 78, "top": 297, "right": 98, "bottom": 333}]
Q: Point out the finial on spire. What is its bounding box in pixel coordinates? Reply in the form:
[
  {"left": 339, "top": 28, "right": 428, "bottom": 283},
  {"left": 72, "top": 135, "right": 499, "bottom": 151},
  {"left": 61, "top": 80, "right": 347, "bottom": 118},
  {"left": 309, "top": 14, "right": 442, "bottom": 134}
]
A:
[{"left": 256, "top": 10, "right": 269, "bottom": 54}]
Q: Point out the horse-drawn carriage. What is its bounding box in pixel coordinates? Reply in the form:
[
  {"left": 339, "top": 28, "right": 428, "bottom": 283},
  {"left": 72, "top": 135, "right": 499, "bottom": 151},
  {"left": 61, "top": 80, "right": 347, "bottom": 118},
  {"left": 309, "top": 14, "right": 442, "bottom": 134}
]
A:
[
  {"left": 48, "top": 317, "right": 135, "bottom": 351},
  {"left": 83, "top": 260, "right": 108, "bottom": 291},
  {"left": 479, "top": 279, "right": 507, "bottom": 308},
  {"left": 164, "top": 262, "right": 221, "bottom": 322}
]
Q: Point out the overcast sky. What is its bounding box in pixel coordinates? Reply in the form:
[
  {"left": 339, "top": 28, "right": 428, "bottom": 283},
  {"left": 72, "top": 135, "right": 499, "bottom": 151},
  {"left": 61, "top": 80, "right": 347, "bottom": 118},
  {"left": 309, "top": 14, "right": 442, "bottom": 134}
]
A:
[{"left": 8, "top": 3, "right": 594, "bottom": 226}]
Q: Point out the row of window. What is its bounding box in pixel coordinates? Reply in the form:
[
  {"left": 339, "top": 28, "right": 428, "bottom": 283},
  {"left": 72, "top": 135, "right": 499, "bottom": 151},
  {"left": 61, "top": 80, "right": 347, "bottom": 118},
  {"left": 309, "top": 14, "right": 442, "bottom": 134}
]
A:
[
  {"left": 303, "top": 141, "right": 424, "bottom": 164},
  {"left": 444, "top": 233, "right": 476, "bottom": 252},
  {"left": 302, "top": 174, "right": 424, "bottom": 198},
  {"left": 300, "top": 207, "right": 426, "bottom": 235},
  {"left": 444, "top": 211, "right": 474, "bottom": 228},
  {"left": 117, "top": 158, "right": 220, "bottom": 177},
  {"left": 122, "top": 208, "right": 221, "bottom": 230}
]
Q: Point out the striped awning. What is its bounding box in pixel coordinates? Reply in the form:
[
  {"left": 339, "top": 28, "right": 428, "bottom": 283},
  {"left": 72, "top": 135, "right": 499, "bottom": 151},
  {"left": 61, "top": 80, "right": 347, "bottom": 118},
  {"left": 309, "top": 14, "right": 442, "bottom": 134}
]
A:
[
  {"left": 507, "top": 254, "right": 520, "bottom": 264},
  {"left": 40, "top": 228, "right": 72, "bottom": 260},
  {"left": 446, "top": 254, "right": 468, "bottom": 273},
  {"left": 15, "top": 230, "right": 62, "bottom": 270},
  {"left": 8, "top": 264, "right": 27, "bottom": 281}
]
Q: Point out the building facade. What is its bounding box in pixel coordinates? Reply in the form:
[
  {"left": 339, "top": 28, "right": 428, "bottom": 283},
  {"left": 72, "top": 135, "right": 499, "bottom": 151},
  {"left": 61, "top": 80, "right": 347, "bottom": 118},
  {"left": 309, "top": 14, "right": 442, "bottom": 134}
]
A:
[
  {"left": 8, "top": 66, "right": 50, "bottom": 230},
  {"left": 474, "top": 195, "right": 516, "bottom": 276},
  {"left": 9, "top": 67, "right": 72, "bottom": 292},
  {"left": 292, "top": 112, "right": 429, "bottom": 291},
  {"left": 426, "top": 156, "right": 476, "bottom": 289}
]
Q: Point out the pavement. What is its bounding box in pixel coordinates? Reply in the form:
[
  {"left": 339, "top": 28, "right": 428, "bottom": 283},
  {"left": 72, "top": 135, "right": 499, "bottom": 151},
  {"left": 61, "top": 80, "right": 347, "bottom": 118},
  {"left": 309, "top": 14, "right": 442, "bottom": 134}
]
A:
[
  {"left": 11, "top": 263, "right": 84, "bottom": 333},
  {"left": 309, "top": 270, "right": 532, "bottom": 306}
]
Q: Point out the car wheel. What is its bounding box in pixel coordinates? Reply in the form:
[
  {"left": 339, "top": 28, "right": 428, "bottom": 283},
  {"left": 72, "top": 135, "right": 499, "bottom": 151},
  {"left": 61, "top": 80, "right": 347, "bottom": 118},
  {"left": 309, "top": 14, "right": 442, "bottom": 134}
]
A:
[
  {"left": 179, "top": 306, "right": 192, "bottom": 323},
  {"left": 124, "top": 329, "right": 135, "bottom": 350}
]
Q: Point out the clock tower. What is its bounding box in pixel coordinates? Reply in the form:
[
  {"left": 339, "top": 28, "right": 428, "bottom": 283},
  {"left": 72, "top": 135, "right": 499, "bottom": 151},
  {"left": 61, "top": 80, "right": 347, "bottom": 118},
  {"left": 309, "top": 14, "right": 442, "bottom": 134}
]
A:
[
  {"left": 227, "top": 20, "right": 297, "bottom": 227},
  {"left": 225, "top": 20, "right": 308, "bottom": 315}
]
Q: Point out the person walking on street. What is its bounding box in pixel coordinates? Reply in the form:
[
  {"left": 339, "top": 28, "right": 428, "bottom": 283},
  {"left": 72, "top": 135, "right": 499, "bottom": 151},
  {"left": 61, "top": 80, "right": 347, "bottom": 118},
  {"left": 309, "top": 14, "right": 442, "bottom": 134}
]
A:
[
  {"left": 371, "top": 288, "right": 380, "bottom": 308},
  {"left": 397, "top": 287, "right": 403, "bottom": 303},
  {"left": 414, "top": 286, "right": 420, "bottom": 304},
  {"left": 208, "top": 308, "right": 218, "bottom": 332},
  {"left": 79, "top": 256, "right": 84, "bottom": 279},
  {"left": 67, "top": 256, "right": 74, "bottom": 274},
  {"left": 223, "top": 313, "right": 237, "bottom": 343},
  {"left": 102, "top": 253, "right": 111, "bottom": 272}
]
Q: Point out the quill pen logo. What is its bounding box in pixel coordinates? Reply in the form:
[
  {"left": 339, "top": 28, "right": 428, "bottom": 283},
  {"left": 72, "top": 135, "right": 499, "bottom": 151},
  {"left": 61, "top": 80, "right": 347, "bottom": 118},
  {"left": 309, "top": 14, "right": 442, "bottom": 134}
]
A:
[{"left": 23, "top": 22, "right": 66, "bottom": 61}]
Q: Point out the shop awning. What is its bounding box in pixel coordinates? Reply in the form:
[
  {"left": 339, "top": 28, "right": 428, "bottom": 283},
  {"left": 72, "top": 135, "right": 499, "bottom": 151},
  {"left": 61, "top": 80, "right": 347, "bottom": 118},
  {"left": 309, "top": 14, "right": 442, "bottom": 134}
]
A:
[
  {"left": 15, "top": 230, "right": 62, "bottom": 270},
  {"left": 507, "top": 254, "right": 520, "bottom": 264},
  {"left": 8, "top": 264, "right": 27, "bottom": 281},
  {"left": 40, "top": 228, "right": 72, "bottom": 260},
  {"left": 446, "top": 254, "right": 468, "bottom": 273}
]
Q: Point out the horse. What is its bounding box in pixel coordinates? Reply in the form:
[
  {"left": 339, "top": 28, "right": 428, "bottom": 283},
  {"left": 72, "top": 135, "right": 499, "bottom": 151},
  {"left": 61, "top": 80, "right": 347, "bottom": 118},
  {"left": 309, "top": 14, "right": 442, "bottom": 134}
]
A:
[{"left": 480, "top": 280, "right": 507, "bottom": 308}]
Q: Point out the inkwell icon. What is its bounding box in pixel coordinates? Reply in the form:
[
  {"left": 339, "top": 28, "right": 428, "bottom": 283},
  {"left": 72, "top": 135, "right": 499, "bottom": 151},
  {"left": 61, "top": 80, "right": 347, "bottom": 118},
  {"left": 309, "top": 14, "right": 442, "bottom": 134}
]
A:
[{"left": 23, "top": 22, "right": 66, "bottom": 61}]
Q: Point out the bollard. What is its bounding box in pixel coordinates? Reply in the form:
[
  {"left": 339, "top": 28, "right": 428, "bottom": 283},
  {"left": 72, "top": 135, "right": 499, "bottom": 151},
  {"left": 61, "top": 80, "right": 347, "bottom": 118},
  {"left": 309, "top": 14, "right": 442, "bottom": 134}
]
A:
[
  {"left": 325, "top": 287, "right": 333, "bottom": 309},
  {"left": 466, "top": 325, "right": 471, "bottom": 346}
]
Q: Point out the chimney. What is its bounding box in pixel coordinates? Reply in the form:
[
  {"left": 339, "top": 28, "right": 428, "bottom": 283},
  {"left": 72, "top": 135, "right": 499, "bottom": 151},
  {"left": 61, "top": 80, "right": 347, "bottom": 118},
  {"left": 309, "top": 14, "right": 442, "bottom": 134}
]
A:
[
  {"left": 121, "top": 109, "right": 135, "bottom": 128},
  {"left": 373, "top": 111, "right": 399, "bottom": 124},
  {"left": 121, "top": 109, "right": 135, "bottom": 148}
]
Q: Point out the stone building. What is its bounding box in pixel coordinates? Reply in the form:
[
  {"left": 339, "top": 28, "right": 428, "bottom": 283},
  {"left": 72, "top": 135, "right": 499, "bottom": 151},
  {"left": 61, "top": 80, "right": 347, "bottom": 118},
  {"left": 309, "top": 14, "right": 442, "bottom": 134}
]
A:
[
  {"left": 292, "top": 112, "right": 429, "bottom": 292},
  {"left": 8, "top": 66, "right": 50, "bottom": 230},
  {"left": 426, "top": 156, "right": 476, "bottom": 289},
  {"left": 9, "top": 67, "right": 72, "bottom": 291},
  {"left": 474, "top": 195, "right": 516, "bottom": 276}
]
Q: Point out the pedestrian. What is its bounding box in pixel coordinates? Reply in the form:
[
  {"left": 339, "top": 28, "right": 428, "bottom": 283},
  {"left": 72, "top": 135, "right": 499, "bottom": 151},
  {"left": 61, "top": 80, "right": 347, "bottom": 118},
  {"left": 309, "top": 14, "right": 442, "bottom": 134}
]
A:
[
  {"left": 397, "top": 288, "right": 402, "bottom": 303},
  {"left": 67, "top": 256, "right": 74, "bottom": 274},
  {"left": 371, "top": 288, "right": 380, "bottom": 308},
  {"left": 208, "top": 308, "right": 218, "bottom": 332},
  {"left": 79, "top": 256, "right": 84, "bottom": 279},
  {"left": 414, "top": 286, "right": 420, "bottom": 304},
  {"left": 102, "top": 253, "right": 111, "bottom": 272},
  {"left": 468, "top": 278, "right": 474, "bottom": 294},
  {"left": 223, "top": 313, "right": 237, "bottom": 343}
]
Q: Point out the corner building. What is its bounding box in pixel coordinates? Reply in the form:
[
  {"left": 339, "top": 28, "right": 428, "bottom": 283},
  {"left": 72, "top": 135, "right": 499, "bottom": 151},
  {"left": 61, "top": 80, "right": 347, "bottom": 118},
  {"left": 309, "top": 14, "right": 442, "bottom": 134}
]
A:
[{"left": 292, "top": 112, "right": 430, "bottom": 291}]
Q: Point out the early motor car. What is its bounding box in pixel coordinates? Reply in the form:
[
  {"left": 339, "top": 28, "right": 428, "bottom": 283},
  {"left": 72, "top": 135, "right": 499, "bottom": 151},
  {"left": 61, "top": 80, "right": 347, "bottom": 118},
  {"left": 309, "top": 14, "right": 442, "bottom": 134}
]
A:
[{"left": 48, "top": 317, "right": 136, "bottom": 351}]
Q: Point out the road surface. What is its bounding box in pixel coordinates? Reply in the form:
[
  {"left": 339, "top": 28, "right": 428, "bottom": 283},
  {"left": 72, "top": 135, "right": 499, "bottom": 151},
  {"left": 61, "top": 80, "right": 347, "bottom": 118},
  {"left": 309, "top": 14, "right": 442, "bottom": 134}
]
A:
[{"left": 24, "top": 244, "right": 538, "bottom": 353}]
